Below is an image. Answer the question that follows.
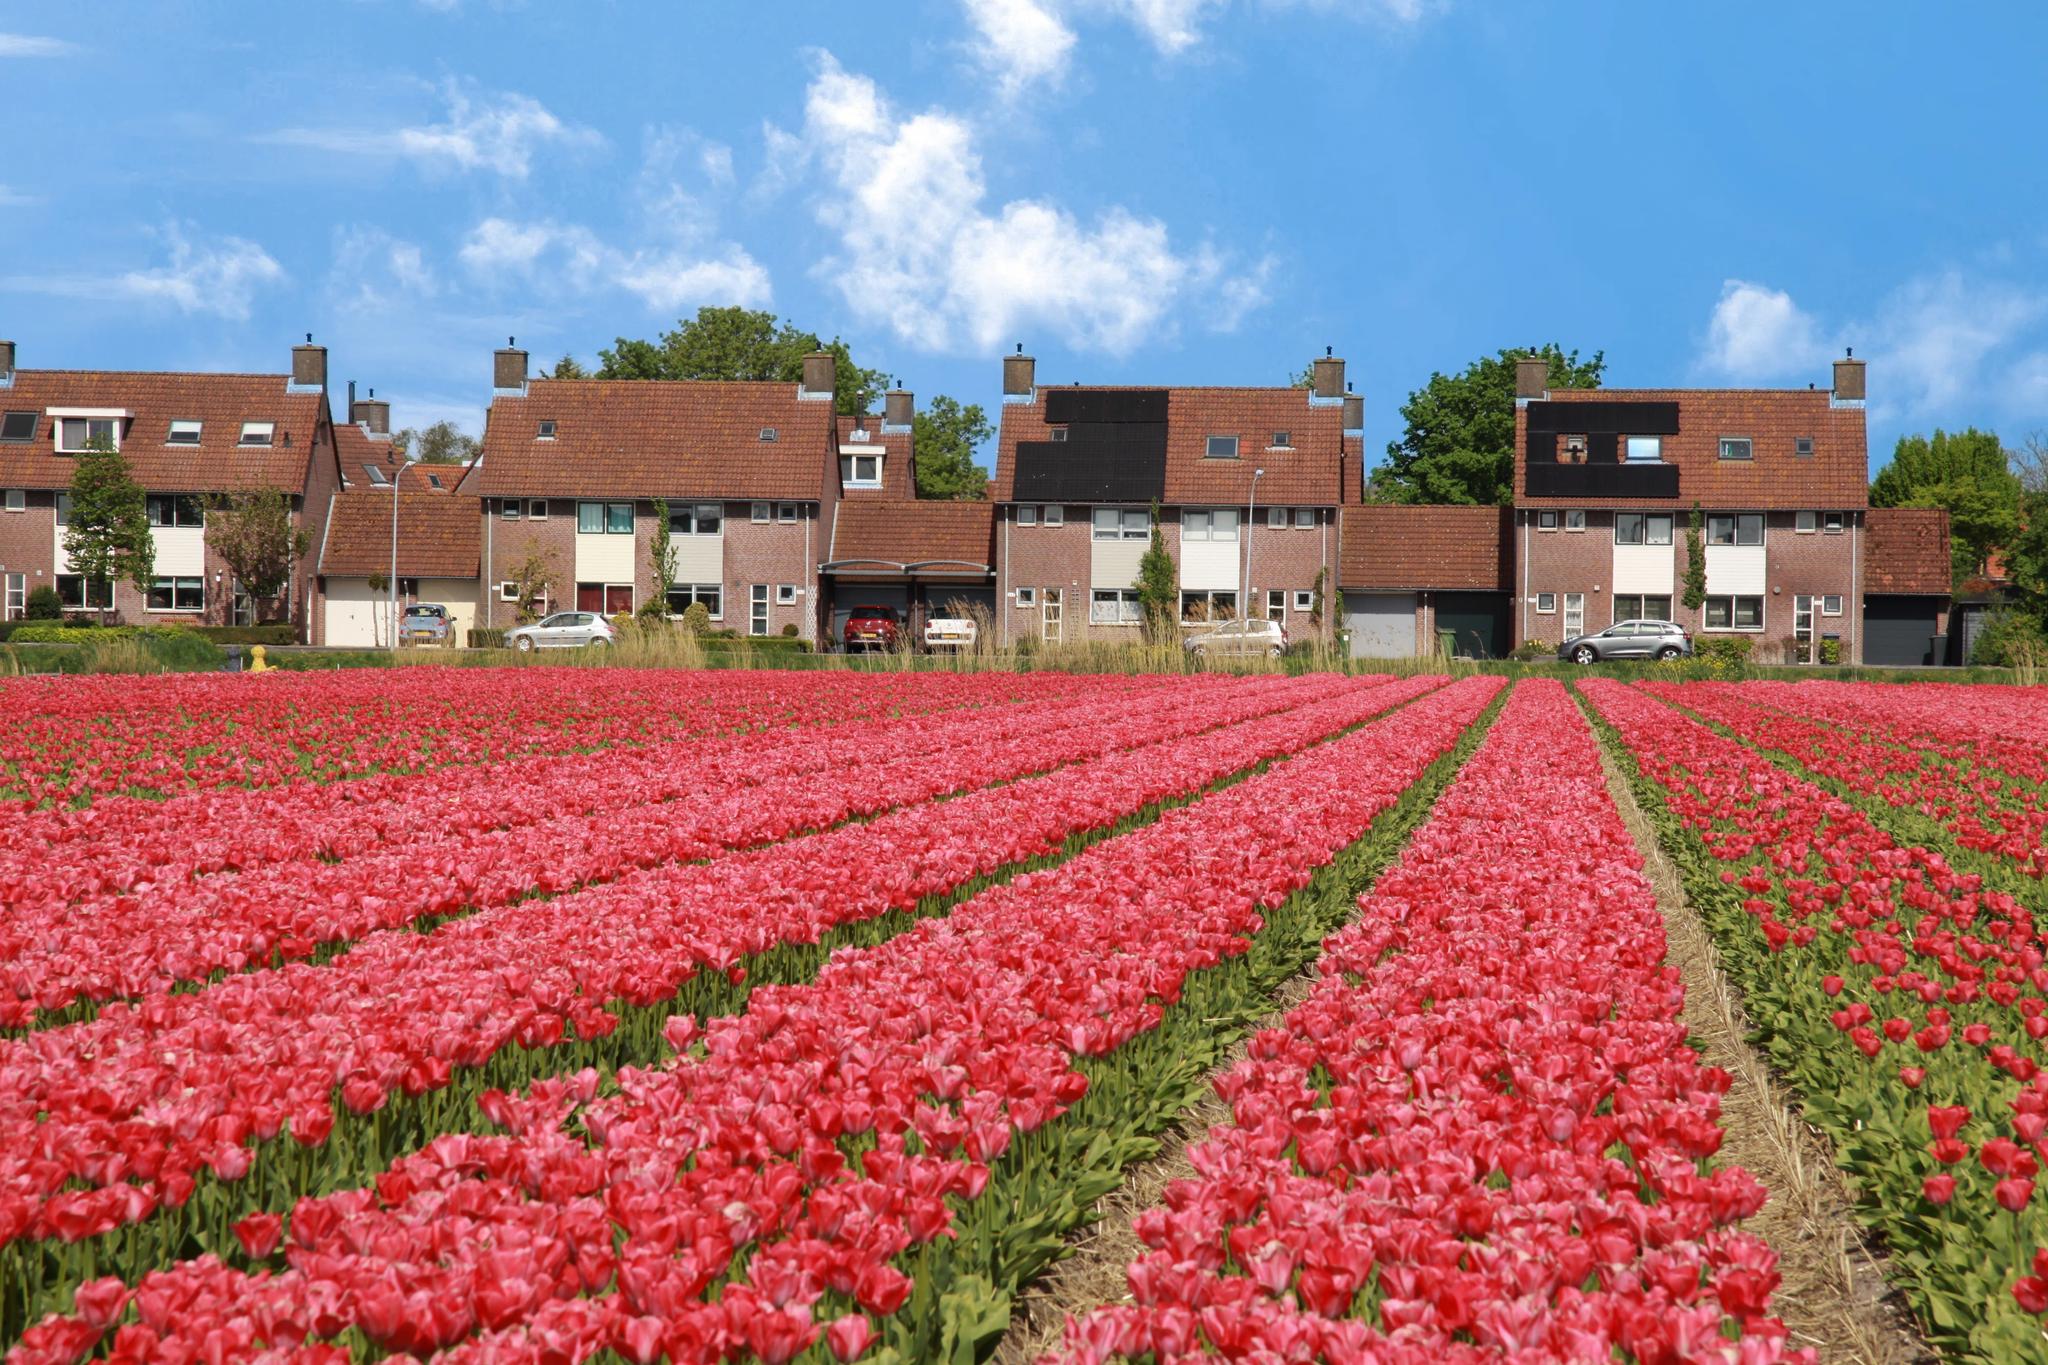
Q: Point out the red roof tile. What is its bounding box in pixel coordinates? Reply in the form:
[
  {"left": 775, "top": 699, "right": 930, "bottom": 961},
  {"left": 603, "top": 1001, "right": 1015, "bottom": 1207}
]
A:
[
  {"left": 334, "top": 424, "right": 465, "bottom": 491},
  {"left": 1340, "top": 505, "right": 1510, "bottom": 590},
  {"left": 1517, "top": 389, "right": 1867, "bottom": 509},
  {"left": 1865, "top": 507, "right": 1951, "bottom": 595},
  {"left": 828, "top": 501, "right": 993, "bottom": 573},
  {"left": 0, "top": 370, "right": 328, "bottom": 492},
  {"left": 319, "top": 488, "right": 480, "bottom": 578},
  {"left": 471, "top": 379, "right": 835, "bottom": 500},
  {"left": 994, "top": 386, "right": 1347, "bottom": 506}
]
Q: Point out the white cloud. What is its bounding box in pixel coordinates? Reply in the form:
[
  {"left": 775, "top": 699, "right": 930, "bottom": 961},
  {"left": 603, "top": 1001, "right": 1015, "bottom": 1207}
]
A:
[
  {"left": 0, "top": 33, "right": 77, "bottom": 57},
  {"left": 1097, "top": 0, "right": 1223, "bottom": 52},
  {"left": 0, "top": 185, "right": 40, "bottom": 207},
  {"left": 457, "top": 216, "right": 770, "bottom": 311},
  {"left": 1702, "top": 279, "right": 1829, "bottom": 381},
  {"left": 794, "top": 54, "right": 1260, "bottom": 354},
  {"left": 2, "top": 223, "right": 284, "bottom": 320},
  {"left": 330, "top": 225, "right": 438, "bottom": 313},
  {"left": 263, "top": 80, "right": 601, "bottom": 179},
  {"left": 963, "top": 0, "right": 1077, "bottom": 96},
  {"left": 1699, "top": 270, "right": 2048, "bottom": 418}
]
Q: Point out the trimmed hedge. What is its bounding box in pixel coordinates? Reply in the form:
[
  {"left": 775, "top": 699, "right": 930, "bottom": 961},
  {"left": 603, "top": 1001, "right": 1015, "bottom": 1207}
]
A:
[{"left": 194, "top": 625, "right": 296, "bottom": 646}]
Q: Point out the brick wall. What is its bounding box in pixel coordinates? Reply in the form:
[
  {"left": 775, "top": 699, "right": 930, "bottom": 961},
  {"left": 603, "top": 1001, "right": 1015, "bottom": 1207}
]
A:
[
  {"left": 481, "top": 499, "right": 576, "bottom": 629},
  {"left": 999, "top": 507, "right": 1096, "bottom": 644},
  {"left": 725, "top": 505, "right": 819, "bottom": 643},
  {"left": 0, "top": 493, "right": 54, "bottom": 617},
  {"left": 294, "top": 418, "right": 342, "bottom": 642},
  {"left": 1246, "top": 508, "right": 1337, "bottom": 641}
]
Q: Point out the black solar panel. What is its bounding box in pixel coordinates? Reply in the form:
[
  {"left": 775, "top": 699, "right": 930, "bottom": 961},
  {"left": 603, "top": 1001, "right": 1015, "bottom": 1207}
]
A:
[
  {"left": 1015, "top": 390, "right": 1169, "bottom": 502},
  {"left": 1525, "top": 401, "right": 1679, "bottom": 436},
  {"left": 1044, "top": 389, "right": 1167, "bottom": 425}
]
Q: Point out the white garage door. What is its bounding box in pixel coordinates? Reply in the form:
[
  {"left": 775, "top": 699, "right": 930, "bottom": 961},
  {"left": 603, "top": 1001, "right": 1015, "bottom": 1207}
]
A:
[
  {"left": 323, "top": 577, "right": 382, "bottom": 648},
  {"left": 1344, "top": 593, "right": 1417, "bottom": 658}
]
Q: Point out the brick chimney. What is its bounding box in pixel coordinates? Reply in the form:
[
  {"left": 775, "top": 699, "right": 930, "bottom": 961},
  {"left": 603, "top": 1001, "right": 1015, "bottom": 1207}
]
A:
[
  {"left": 494, "top": 337, "right": 529, "bottom": 392},
  {"left": 1342, "top": 390, "right": 1364, "bottom": 433},
  {"left": 351, "top": 387, "right": 391, "bottom": 436},
  {"left": 1003, "top": 344, "right": 1035, "bottom": 399},
  {"left": 0, "top": 340, "right": 13, "bottom": 386},
  {"left": 1311, "top": 348, "right": 1344, "bottom": 401},
  {"left": 1514, "top": 357, "right": 1550, "bottom": 402},
  {"left": 291, "top": 334, "right": 327, "bottom": 390},
  {"left": 800, "top": 350, "right": 836, "bottom": 401},
  {"left": 884, "top": 387, "right": 914, "bottom": 430},
  {"left": 1832, "top": 349, "right": 1866, "bottom": 402}
]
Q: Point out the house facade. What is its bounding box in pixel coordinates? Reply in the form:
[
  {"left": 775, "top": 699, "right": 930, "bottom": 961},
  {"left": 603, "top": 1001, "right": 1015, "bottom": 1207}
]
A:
[
  {"left": 1512, "top": 355, "right": 1877, "bottom": 663},
  {"left": 0, "top": 338, "right": 341, "bottom": 636},
  {"left": 467, "top": 344, "right": 843, "bottom": 641},
  {"left": 1339, "top": 504, "right": 1513, "bottom": 657},
  {"left": 990, "top": 351, "right": 1361, "bottom": 647}
]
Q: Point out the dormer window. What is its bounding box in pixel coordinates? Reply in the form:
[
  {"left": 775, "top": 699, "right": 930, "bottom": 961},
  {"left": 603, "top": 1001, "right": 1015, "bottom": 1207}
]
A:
[
  {"left": 537, "top": 420, "right": 557, "bottom": 440},
  {"left": 56, "top": 416, "right": 120, "bottom": 453},
  {"left": 166, "top": 420, "right": 203, "bottom": 446},
  {"left": 840, "top": 453, "right": 882, "bottom": 487},
  {"left": 0, "top": 411, "right": 35, "bottom": 442},
  {"left": 759, "top": 427, "right": 779, "bottom": 442},
  {"left": 1270, "top": 431, "right": 1291, "bottom": 449},
  {"left": 238, "top": 422, "right": 275, "bottom": 447},
  {"left": 1205, "top": 435, "right": 1239, "bottom": 459}
]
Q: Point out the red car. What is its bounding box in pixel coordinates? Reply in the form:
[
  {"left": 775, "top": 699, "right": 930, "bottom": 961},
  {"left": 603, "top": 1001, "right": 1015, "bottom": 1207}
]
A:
[{"left": 843, "top": 605, "right": 904, "bottom": 653}]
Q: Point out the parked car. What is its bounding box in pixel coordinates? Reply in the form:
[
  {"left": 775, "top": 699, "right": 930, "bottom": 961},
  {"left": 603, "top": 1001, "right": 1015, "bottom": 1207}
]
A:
[
  {"left": 505, "top": 611, "right": 618, "bottom": 652},
  {"left": 1558, "top": 618, "right": 1693, "bottom": 664},
  {"left": 843, "top": 605, "right": 904, "bottom": 653},
  {"left": 923, "top": 613, "right": 978, "bottom": 652},
  {"left": 1186, "top": 617, "right": 1288, "bottom": 660},
  {"left": 400, "top": 603, "right": 452, "bottom": 647}
]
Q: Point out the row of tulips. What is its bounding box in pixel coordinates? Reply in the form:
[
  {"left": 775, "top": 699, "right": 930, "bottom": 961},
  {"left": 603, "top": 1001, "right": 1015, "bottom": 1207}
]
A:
[
  {"left": 4, "top": 669, "right": 1114, "bottom": 912},
  {"left": 1055, "top": 679, "right": 1801, "bottom": 1365},
  {"left": 7, "top": 677, "right": 1502, "bottom": 1365},
  {"left": 1643, "top": 680, "right": 2048, "bottom": 878},
  {"left": 0, "top": 673, "right": 1431, "bottom": 1329},
  {"left": 0, "top": 673, "right": 1226, "bottom": 1026},
  {"left": 0, "top": 669, "right": 1076, "bottom": 808},
  {"left": 1583, "top": 678, "right": 2048, "bottom": 1361}
]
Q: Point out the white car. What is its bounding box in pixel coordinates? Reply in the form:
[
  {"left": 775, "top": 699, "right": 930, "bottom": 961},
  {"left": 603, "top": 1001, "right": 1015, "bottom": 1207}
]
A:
[
  {"left": 923, "top": 615, "right": 978, "bottom": 651},
  {"left": 1186, "top": 618, "right": 1288, "bottom": 659},
  {"left": 505, "top": 611, "right": 618, "bottom": 652}
]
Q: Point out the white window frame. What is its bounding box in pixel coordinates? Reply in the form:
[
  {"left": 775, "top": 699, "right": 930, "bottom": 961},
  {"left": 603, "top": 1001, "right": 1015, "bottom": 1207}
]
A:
[
  {"left": 776, "top": 583, "right": 797, "bottom": 605},
  {"left": 1269, "top": 431, "right": 1292, "bottom": 450},
  {"left": 1293, "top": 507, "right": 1314, "bottom": 529},
  {"left": 147, "top": 575, "right": 206, "bottom": 614},
  {"left": 668, "top": 503, "right": 723, "bottom": 536},
  {"left": 1180, "top": 590, "right": 1238, "bottom": 622},
  {"left": 1267, "top": 505, "right": 1287, "bottom": 529},
  {"left": 1706, "top": 513, "right": 1764, "bottom": 547},
  {"left": 1092, "top": 507, "right": 1148, "bottom": 541},
  {"left": 500, "top": 581, "right": 519, "bottom": 602},
  {"left": 3, "top": 573, "right": 23, "bottom": 621},
  {"left": 237, "top": 421, "right": 275, "bottom": 447},
  {"left": 1823, "top": 511, "right": 1845, "bottom": 534},
  {"left": 1563, "top": 593, "right": 1585, "bottom": 636},
  {"left": 664, "top": 583, "right": 723, "bottom": 620},
  {"left": 840, "top": 452, "right": 883, "bottom": 488},
  {"left": 1624, "top": 436, "right": 1662, "bottom": 463},
  {"left": 1537, "top": 510, "right": 1558, "bottom": 531},
  {"left": 1536, "top": 592, "right": 1557, "bottom": 614},
  {"left": 1615, "top": 513, "right": 1674, "bottom": 546},
  {"left": 1292, "top": 590, "right": 1313, "bottom": 612},
  {"left": 749, "top": 583, "right": 769, "bottom": 636},
  {"left": 1795, "top": 511, "right": 1817, "bottom": 534},
  {"left": 1718, "top": 436, "right": 1754, "bottom": 462},
  {"left": 3, "top": 489, "right": 23, "bottom": 513},
  {"left": 1043, "top": 504, "right": 1063, "bottom": 526},
  {"left": 166, "top": 420, "right": 203, "bottom": 446},
  {"left": 776, "top": 502, "right": 799, "bottom": 524},
  {"left": 1703, "top": 595, "right": 1766, "bottom": 632},
  {"left": 1015, "top": 587, "right": 1038, "bottom": 608},
  {"left": 146, "top": 494, "right": 205, "bottom": 529},
  {"left": 1183, "top": 508, "right": 1239, "bottom": 543},
  {"left": 1018, "top": 505, "right": 1037, "bottom": 526},
  {"left": 751, "top": 501, "right": 771, "bottom": 523},
  {"left": 1266, "top": 589, "right": 1286, "bottom": 622},
  {"left": 528, "top": 500, "right": 549, "bottom": 521},
  {"left": 56, "top": 416, "right": 122, "bottom": 453},
  {"left": 1091, "top": 588, "right": 1142, "bottom": 624},
  {"left": 1822, "top": 594, "right": 1844, "bottom": 617},
  {"left": 1565, "top": 509, "right": 1587, "bottom": 532}
]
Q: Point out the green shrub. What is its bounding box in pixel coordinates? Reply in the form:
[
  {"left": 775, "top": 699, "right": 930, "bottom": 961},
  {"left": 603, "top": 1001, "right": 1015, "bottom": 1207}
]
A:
[
  {"left": 134, "top": 631, "right": 225, "bottom": 671},
  {"left": 780, "top": 621, "right": 799, "bottom": 637},
  {"left": 24, "top": 586, "right": 62, "bottom": 621},
  {"left": 635, "top": 597, "right": 670, "bottom": 628},
  {"left": 1968, "top": 609, "right": 2046, "bottom": 668},
  {"left": 11, "top": 625, "right": 147, "bottom": 644},
  {"left": 679, "top": 601, "right": 712, "bottom": 636},
  {"left": 468, "top": 628, "right": 507, "bottom": 650},
  {"left": 1510, "top": 640, "right": 1554, "bottom": 661},
  {"left": 1817, "top": 635, "right": 1843, "bottom": 666},
  {"left": 1694, "top": 635, "right": 1754, "bottom": 667}
]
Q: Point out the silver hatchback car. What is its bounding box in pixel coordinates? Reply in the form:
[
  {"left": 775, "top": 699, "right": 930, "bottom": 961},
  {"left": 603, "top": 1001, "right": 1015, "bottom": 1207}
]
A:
[
  {"left": 1558, "top": 618, "right": 1693, "bottom": 664},
  {"left": 506, "top": 611, "right": 618, "bottom": 652}
]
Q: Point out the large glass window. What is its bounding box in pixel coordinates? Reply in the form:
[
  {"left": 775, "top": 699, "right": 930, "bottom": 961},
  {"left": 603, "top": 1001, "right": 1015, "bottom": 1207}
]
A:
[
  {"left": 1614, "top": 513, "right": 1673, "bottom": 545},
  {"left": 578, "top": 501, "right": 605, "bottom": 533},
  {"left": 1624, "top": 436, "right": 1662, "bottom": 463},
  {"left": 57, "top": 417, "right": 120, "bottom": 453},
  {"left": 839, "top": 454, "right": 882, "bottom": 486},
  {"left": 1182, "top": 508, "right": 1239, "bottom": 542},
  {"left": 1706, "top": 513, "right": 1764, "bottom": 546},
  {"left": 1092, "top": 507, "right": 1149, "bottom": 540},
  {"left": 664, "top": 583, "right": 723, "bottom": 619},
  {"left": 145, "top": 494, "right": 205, "bottom": 528},
  {"left": 668, "top": 503, "right": 722, "bottom": 535},
  {"left": 147, "top": 577, "right": 205, "bottom": 612},
  {"left": 1613, "top": 594, "right": 1673, "bottom": 623},
  {"left": 1704, "top": 595, "right": 1765, "bottom": 630},
  {"left": 607, "top": 502, "right": 634, "bottom": 533},
  {"left": 1179, "top": 590, "right": 1237, "bottom": 621},
  {"left": 1091, "top": 588, "right": 1142, "bottom": 624},
  {"left": 56, "top": 575, "right": 111, "bottom": 609}
]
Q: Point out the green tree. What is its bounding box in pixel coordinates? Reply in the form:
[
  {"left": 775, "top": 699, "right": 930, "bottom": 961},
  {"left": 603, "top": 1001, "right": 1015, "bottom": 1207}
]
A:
[
  {"left": 205, "top": 487, "right": 309, "bottom": 622},
  {"left": 63, "top": 435, "right": 154, "bottom": 617},
  {"left": 648, "top": 499, "right": 680, "bottom": 618},
  {"left": 1681, "top": 502, "right": 1708, "bottom": 612},
  {"left": 507, "top": 549, "right": 559, "bottom": 625},
  {"left": 912, "top": 395, "right": 991, "bottom": 500},
  {"left": 597, "top": 306, "right": 885, "bottom": 415},
  {"left": 1870, "top": 428, "right": 2021, "bottom": 587},
  {"left": 392, "top": 421, "right": 481, "bottom": 466},
  {"left": 1135, "top": 502, "right": 1178, "bottom": 642},
  {"left": 1371, "top": 344, "right": 1604, "bottom": 506},
  {"left": 549, "top": 355, "right": 588, "bottom": 380}
]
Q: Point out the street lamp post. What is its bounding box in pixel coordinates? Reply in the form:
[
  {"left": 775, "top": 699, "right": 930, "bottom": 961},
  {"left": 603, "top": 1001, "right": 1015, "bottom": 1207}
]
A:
[
  {"left": 388, "top": 455, "right": 421, "bottom": 650},
  {"left": 1243, "top": 467, "right": 1265, "bottom": 622}
]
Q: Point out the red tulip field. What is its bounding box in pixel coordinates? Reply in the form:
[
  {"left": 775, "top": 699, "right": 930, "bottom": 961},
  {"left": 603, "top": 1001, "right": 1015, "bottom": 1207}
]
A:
[{"left": 5, "top": 668, "right": 2048, "bottom": 1363}]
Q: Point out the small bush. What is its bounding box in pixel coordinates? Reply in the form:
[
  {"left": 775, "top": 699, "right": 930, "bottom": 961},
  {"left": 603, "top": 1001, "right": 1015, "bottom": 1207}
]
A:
[
  {"left": 1969, "top": 609, "right": 2048, "bottom": 668},
  {"left": 24, "top": 586, "right": 62, "bottom": 621},
  {"left": 781, "top": 622, "right": 799, "bottom": 637},
  {"left": 1818, "top": 636, "right": 1843, "bottom": 666},
  {"left": 680, "top": 602, "right": 712, "bottom": 636},
  {"left": 1694, "top": 635, "right": 1754, "bottom": 667}
]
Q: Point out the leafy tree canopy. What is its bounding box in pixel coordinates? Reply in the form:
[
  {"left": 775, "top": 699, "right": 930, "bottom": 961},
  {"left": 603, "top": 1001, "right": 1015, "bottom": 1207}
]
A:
[
  {"left": 205, "top": 486, "right": 308, "bottom": 615},
  {"left": 1371, "top": 344, "right": 1604, "bottom": 506},
  {"left": 63, "top": 435, "right": 154, "bottom": 603},
  {"left": 911, "top": 396, "right": 992, "bottom": 500},
  {"left": 392, "top": 421, "right": 481, "bottom": 466},
  {"left": 597, "top": 306, "right": 884, "bottom": 416},
  {"left": 1871, "top": 428, "right": 2021, "bottom": 587}
]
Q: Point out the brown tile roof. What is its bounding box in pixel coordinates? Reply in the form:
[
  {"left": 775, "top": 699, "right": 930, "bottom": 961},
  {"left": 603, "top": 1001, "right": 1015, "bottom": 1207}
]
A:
[
  {"left": 1517, "top": 388, "right": 1867, "bottom": 509},
  {"left": 334, "top": 423, "right": 465, "bottom": 491},
  {"left": 1865, "top": 507, "right": 1951, "bottom": 595},
  {"left": 319, "top": 488, "right": 480, "bottom": 579},
  {"left": 0, "top": 370, "right": 328, "bottom": 492},
  {"left": 835, "top": 413, "right": 916, "bottom": 498},
  {"left": 827, "top": 500, "right": 993, "bottom": 574},
  {"left": 1340, "top": 504, "right": 1510, "bottom": 591},
  {"left": 993, "top": 386, "right": 1347, "bottom": 505},
  {"left": 471, "top": 379, "right": 835, "bottom": 500}
]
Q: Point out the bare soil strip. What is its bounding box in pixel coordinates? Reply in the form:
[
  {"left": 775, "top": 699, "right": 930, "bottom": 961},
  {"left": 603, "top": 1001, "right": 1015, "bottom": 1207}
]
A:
[{"left": 1594, "top": 738, "right": 1931, "bottom": 1365}]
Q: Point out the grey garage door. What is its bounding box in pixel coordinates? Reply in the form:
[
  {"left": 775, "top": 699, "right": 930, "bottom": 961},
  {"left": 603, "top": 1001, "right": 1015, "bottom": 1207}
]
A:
[
  {"left": 1864, "top": 595, "right": 1942, "bottom": 667},
  {"left": 1434, "top": 591, "right": 1510, "bottom": 660},
  {"left": 1344, "top": 593, "right": 1417, "bottom": 658},
  {"left": 830, "top": 583, "right": 910, "bottom": 646}
]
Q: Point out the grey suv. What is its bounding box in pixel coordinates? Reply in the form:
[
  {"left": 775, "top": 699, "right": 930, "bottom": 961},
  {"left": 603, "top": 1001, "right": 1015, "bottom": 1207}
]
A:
[{"left": 1557, "top": 619, "right": 1692, "bottom": 664}]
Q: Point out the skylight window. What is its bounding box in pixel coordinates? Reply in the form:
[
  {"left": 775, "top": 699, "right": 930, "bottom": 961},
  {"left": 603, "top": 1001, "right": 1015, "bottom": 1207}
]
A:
[
  {"left": 167, "top": 420, "right": 202, "bottom": 446},
  {"left": 759, "top": 427, "right": 779, "bottom": 442},
  {"left": 537, "top": 420, "right": 557, "bottom": 439},
  {"left": 363, "top": 465, "right": 389, "bottom": 485},
  {"left": 1205, "top": 435, "right": 1239, "bottom": 459},
  {"left": 427, "top": 473, "right": 443, "bottom": 489},
  {"left": 0, "top": 411, "right": 34, "bottom": 443},
  {"left": 238, "top": 422, "right": 275, "bottom": 447}
]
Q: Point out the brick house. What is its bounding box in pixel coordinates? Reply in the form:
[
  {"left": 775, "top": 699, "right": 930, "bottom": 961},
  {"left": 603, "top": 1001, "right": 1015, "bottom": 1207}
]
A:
[
  {"left": 990, "top": 350, "right": 1362, "bottom": 647},
  {"left": 316, "top": 484, "right": 481, "bottom": 647},
  {"left": 0, "top": 337, "right": 341, "bottom": 636},
  {"left": 466, "top": 343, "right": 842, "bottom": 642},
  {"left": 1864, "top": 507, "right": 1953, "bottom": 665},
  {"left": 1338, "top": 505, "right": 1513, "bottom": 657},
  {"left": 1512, "top": 355, "right": 1882, "bottom": 663}
]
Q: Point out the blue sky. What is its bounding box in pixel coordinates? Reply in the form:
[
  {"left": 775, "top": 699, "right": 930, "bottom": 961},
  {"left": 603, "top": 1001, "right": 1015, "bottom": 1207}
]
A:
[{"left": 2, "top": 1, "right": 2044, "bottom": 475}]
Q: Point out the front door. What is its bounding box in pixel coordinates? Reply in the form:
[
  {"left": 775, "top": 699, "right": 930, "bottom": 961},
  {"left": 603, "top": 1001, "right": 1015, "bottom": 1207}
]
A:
[
  {"left": 1041, "top": 588, "right": 1062, "bottom": 644},
  {"left": 3, "top": 574, "right": 23, "bottom": 621}
]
